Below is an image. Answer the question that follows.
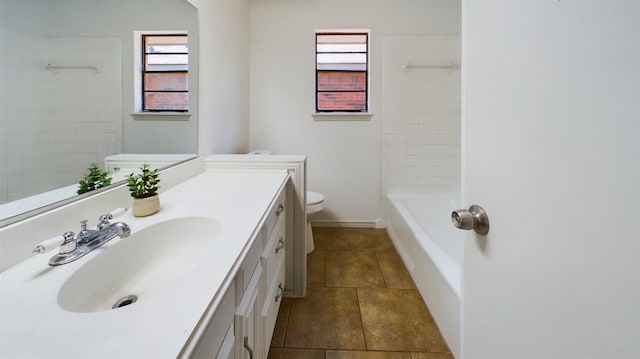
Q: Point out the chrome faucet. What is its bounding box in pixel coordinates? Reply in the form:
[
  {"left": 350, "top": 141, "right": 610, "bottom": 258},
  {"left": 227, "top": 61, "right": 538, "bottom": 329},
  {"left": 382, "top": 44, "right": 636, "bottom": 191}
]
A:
[
  {"left": 33, "top": 211, "right": 131, "bottom": 266},
  {"left": 77, "top": 214, "right": 131, "bottom": 246}
]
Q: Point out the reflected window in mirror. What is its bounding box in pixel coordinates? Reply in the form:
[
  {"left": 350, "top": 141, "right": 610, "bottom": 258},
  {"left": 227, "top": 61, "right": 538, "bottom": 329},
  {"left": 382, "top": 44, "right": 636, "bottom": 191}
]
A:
[{"left": 142, "top": 34, "right": 189, "bottom": 112}]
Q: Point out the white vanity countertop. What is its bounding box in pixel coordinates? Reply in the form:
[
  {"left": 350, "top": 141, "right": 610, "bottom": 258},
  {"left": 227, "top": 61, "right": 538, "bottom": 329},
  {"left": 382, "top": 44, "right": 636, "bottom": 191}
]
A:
[{"left": 0, "top": 170, "right": 289, "bottom": 358}]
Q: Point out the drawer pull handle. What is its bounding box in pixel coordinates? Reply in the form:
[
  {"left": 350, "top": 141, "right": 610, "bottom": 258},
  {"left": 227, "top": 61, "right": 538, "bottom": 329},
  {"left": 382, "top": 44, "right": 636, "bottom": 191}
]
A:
[
  {"left": 275, "top": 238, "right": 285, "bottom": 254},
  {"left": 244, "top": 336, "right": 254, "bottom": 359},
  {"left": 275, "top": 203, "right": 285, "bottom": 216},
  {"left": 275, "top": 283, "right": 284, "bottom": 302}
]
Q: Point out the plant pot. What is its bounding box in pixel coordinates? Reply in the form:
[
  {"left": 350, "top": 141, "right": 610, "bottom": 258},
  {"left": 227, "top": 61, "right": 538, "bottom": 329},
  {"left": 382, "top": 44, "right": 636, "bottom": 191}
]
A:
[{"left": 132, "top": 195, "right": 160, "bottom": 217}]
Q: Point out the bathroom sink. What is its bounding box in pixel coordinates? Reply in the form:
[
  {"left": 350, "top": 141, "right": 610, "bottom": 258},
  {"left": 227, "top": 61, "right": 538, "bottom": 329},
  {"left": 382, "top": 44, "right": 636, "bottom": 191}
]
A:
[{"left": 57, "top": 217, "right": 221, "bottom": 313}]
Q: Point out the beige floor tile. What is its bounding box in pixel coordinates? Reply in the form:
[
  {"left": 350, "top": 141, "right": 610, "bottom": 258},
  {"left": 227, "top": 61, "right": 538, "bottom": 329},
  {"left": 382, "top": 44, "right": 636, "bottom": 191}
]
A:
[
  {"left": 357, "top": 288, "right": 449, "bottom": 352},
  {"left": 346, "top": 229, "right": 395, "bottom": 251},
  {"left": 326, "top": 251, "right": 386, "bottom": 288},
  {"left": 271, "top": 228, "right": 451, "bottom": 357},
  {"left": 327, "top": 350, "right": 411, "bottom": 359},
  {"left": 307, "top": 250, "right": 326, "bottom": 287},
  {"left": 285, "top": 287, "right": 366, "bottom": 350},
  {"left": 376, "top": 251, "right": 416, "bottom": 289},
  {"left": 268, "top": 348, "right": 325, "bottom": 359},
  {"left": 313, "top": 227, "right": 350, "bottom": 251}
]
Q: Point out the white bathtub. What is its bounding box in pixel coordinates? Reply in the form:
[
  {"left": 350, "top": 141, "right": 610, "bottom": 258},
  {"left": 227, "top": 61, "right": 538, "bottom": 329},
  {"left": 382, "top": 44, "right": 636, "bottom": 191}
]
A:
[{"left": 386, "top": 191, "right": 462, "bottom": 358}]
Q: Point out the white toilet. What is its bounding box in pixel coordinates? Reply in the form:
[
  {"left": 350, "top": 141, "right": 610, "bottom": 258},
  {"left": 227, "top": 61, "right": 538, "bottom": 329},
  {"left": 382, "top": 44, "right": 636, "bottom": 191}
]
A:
[{"left": 306, "top": 191, "right": 326, "bottom": 254}]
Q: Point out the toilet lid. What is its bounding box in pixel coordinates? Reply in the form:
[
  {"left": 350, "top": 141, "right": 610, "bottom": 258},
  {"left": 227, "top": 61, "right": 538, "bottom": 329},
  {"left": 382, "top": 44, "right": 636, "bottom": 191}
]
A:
[{"left": 307, "top": 191, "right": 324, "bottom": 205}]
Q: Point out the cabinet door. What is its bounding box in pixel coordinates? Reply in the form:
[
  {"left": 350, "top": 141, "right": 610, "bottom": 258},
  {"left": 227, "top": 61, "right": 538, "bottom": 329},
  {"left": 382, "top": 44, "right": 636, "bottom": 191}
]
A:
[{"left": 235, "top": 264, "right": 263, "bottom": 359}]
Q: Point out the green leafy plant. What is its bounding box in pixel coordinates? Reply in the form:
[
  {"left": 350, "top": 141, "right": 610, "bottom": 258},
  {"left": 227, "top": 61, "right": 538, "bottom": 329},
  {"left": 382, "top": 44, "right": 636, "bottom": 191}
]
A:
[
  {"left": 127, "top": 163, "right": 161, "bottom": 199},
  {"left": 77, "top": 163, "right": 112, "bottom": 195}
]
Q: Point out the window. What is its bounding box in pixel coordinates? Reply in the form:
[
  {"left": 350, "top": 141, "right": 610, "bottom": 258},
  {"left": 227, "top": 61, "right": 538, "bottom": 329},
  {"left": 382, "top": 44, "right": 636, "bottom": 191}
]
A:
[
  {"left": 316, "top": 31, "right": 368, "bottom": 112},
  {"left": 142, "top": 34, "right": 188, "bottom": 112}
]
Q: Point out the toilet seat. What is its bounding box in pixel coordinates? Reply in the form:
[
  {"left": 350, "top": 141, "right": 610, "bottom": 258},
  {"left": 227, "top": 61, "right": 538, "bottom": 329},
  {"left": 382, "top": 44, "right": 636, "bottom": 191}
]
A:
[
  {"left": 307, "top": 191, "right": 324, "bottom": 205},
  {"left": 306, "top": 191, "right": 326, "bottom": 215}
]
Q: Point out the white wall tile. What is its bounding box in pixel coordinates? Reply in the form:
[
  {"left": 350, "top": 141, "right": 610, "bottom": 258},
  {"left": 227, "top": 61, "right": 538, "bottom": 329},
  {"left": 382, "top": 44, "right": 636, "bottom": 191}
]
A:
[{"left": 383, "top": 35, "right": 461, "bottom": 193}]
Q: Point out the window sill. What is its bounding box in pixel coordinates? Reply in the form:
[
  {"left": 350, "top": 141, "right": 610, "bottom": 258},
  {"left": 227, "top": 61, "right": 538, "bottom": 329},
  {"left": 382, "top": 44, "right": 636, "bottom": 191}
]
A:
[
  {"left": 132, "top": 112, "right": 192, "bottom": 121},
  {"left": 312, "top": 112, "right": 374, "bottom": 121}
]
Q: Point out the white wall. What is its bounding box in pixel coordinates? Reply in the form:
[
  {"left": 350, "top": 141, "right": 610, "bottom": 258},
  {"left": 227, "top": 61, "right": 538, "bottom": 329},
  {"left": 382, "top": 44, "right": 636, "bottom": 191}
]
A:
[
  {"left": 0, "top": 0, "right": 49, "bottom": 34},
  {"left": 249, "top": 0, "right": 460, "bottom": 225},
  {"left": 188, "top": 0, "right": 250, "bottom": 154}
]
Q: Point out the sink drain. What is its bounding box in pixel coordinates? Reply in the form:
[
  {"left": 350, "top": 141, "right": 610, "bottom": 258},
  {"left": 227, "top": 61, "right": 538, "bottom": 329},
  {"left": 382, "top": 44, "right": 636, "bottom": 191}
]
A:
[{"left": 112, "top": 295, "right": 138, "bottom": 309}]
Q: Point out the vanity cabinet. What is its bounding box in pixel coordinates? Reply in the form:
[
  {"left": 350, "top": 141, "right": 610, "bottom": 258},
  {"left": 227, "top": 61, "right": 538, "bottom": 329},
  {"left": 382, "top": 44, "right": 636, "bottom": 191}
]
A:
[{"left": 188, "top": 186, "right": 286, "bottom": 359}]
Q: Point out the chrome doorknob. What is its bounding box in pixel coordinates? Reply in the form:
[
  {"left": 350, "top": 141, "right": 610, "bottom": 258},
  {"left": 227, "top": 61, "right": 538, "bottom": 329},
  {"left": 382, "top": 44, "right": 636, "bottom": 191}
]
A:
[{"left": 451, "top": 205, "right": 489, "bottom": 235}]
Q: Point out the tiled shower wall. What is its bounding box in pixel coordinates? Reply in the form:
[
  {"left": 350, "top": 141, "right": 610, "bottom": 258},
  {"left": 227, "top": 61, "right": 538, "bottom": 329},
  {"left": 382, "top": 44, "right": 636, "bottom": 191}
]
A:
[
  {"left": 0, "top": 25, "right": 122, "bottom": 204},
  {"left": 382, "top": 35, "right": 461, "bottom": 194}
]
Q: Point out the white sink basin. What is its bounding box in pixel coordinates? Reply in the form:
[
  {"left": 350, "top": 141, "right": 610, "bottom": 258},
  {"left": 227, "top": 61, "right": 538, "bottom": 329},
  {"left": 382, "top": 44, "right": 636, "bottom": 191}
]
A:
[{"left": 57, "top": 217, "right": 221, "bottom": 313}]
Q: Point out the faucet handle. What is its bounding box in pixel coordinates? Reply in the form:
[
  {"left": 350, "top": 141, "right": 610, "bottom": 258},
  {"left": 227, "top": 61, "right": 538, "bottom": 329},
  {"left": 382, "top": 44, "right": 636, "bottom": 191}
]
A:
[
  {"left": 109, "top": 208, "right": 127, "bottom": 218},
  {"left": 97, "top": 208, "right": 127, "bottom": 229},
  {"left": 80, "top": 220, "right": 89, "bottom": 231},
  {"left": 98, "top": 213, "right": 113, "bottom": 223},
  {"left": 32, "top": 231, "right": 76, "bottom": 255},
  {"left": 33, "top": 235, "right": 64, "bottom": 254},
  {"left": 59, "top": 231, "right": 78, "bottom": 255},
  {"left": 62, "top": 231, "right": 75, "bottom": 241},
  {"left": 97, "top": 214, "right": 112, "bottom": 230}
]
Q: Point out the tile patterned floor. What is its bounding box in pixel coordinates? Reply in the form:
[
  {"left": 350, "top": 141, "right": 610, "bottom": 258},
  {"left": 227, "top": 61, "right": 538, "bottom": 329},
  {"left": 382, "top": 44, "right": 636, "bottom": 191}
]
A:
[{"left": 268, "top": 228, "right": 453, "bottom": 359}]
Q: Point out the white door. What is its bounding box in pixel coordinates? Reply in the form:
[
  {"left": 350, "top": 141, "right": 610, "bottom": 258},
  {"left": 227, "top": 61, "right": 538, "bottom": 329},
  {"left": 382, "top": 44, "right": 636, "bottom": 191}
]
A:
[{"left": 461, "top": 1, "right": 640, "bottom": 358}]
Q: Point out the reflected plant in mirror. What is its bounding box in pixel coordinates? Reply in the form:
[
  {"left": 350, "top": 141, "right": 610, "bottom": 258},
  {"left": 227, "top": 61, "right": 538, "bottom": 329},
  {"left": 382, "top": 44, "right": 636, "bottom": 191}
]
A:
[{"left": 77, "top": 164, "right": 113, "bottom": 195}]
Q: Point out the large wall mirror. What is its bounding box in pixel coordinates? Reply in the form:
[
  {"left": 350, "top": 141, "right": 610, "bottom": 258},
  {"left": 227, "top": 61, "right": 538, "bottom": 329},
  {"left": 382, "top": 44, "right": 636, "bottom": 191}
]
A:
[{"left": 0, "top": 0, "right": 199, "bottom": 225}]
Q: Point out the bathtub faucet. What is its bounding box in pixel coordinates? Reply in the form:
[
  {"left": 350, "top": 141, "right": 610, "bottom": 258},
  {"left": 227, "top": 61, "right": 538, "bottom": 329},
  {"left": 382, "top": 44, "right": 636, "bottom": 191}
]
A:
[{"left": 32, "top": 209, "right": 130, "bottom": 266}]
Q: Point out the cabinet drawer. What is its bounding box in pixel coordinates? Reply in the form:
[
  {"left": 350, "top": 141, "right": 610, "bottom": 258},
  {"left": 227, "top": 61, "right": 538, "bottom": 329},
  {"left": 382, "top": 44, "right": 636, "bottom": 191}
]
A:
[
  {"left": 261, "top": 214, "right": 286, "bottom": 286},
  {"left": 261, "top": 258, "right": 286, "bottom": 349},
  {"left": 264, "top": 190, "right": 285, "bottom": 241}
]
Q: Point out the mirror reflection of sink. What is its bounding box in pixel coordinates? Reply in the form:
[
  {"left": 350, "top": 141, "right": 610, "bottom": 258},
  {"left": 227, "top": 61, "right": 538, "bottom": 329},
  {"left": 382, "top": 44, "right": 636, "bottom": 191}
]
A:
[{"left": 57, "top": 217, "right": 221, "bottom": 313}]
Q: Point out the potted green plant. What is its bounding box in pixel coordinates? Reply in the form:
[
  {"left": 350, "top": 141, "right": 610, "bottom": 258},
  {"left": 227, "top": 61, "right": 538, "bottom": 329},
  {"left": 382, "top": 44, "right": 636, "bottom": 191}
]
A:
[
  {"left": 77, "top": 163, "right": 112, "bottom": 195},
  {"left": 127, "top": 163, "right": 161, "bottom": 217}
]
